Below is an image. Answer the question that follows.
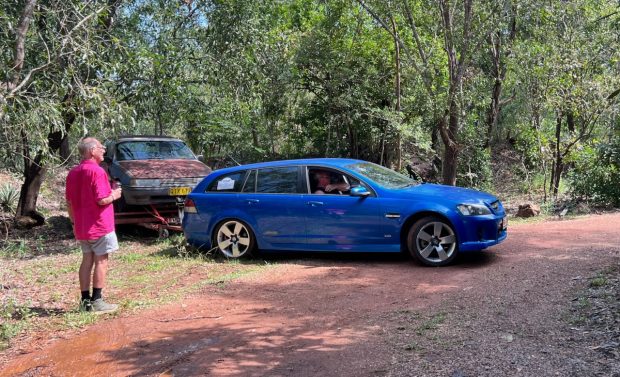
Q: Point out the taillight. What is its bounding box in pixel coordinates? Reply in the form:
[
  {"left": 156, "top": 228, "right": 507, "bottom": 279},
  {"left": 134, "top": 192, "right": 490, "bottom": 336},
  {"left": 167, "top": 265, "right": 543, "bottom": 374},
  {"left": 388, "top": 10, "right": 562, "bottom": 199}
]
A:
[{"left": 184, "top": 198, "right": 197, "bottom": 214}]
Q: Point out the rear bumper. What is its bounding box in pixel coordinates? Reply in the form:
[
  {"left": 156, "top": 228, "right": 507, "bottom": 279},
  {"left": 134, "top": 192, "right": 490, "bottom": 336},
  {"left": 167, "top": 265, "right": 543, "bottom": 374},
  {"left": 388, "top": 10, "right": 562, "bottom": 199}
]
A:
[{"left": 122, "top": 187, "right": 185, "bottom": 205}]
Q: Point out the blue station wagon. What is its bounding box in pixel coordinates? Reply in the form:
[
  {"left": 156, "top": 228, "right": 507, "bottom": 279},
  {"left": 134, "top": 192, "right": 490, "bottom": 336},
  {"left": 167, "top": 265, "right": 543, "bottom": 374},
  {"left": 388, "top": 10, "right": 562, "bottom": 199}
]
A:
[{"left": 182, "top": 158, "right": 507, "bottom": 266}]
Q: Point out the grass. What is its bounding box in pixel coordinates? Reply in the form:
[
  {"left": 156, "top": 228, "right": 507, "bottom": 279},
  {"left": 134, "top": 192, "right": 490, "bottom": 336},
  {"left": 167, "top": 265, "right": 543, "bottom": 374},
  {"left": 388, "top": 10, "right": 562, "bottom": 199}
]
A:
[
  {"left": 0, "top": 239, "right": 30, "bottom": 259},
  {"left": 589, "top": 275, "right": 607, "bottom": 287},
  {"left": 0, "top": 299, "right": 34, "bottom": 351},
  {"left": 0, "top": 233, "right": 278, "bottom": 352},
  {"left": 415, "top": 312, "right": 447, "bottom": 336},
  {"left": 390, "top": 309, "right": 451, "bottom": 355}
]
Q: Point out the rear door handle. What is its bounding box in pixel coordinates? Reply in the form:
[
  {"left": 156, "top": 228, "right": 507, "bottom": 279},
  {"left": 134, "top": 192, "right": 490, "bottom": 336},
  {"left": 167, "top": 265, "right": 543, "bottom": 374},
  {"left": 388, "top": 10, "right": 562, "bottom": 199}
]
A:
[
  {"left": 246, "top": 199, "right": 260, "bottom": 204},
  {"left": 306, "top": 201, "right": 324, "bottom": 207}
]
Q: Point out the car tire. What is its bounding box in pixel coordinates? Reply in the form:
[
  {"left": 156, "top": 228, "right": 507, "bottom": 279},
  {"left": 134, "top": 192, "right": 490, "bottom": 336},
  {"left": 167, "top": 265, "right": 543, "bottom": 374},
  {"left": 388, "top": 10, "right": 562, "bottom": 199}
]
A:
[
  {"left": 407, "top": 216, "right": 458, "bottom": 267},
  {"left": 213, "top": 219, "right": 256, "bottom": 258}
]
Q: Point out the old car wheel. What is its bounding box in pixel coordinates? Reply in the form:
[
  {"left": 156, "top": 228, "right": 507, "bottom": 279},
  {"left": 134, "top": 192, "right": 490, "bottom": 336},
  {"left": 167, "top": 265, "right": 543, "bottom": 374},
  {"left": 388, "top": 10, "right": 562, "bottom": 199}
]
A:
[
  {"left": 407, "top": 217, "right": 458, "bottom": 266},
  {"left": 214, "top": 220, "right": 255, "bottom": 258}
]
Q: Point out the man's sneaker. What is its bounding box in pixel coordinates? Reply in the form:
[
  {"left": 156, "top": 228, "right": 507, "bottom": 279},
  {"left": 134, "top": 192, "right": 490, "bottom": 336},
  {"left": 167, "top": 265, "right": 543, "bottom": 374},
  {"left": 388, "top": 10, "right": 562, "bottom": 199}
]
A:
[
  {"left": 91, "top": 298, "right": 119, "bottom": 314},
  {"left": 80, "top": 300, "right": 93, "bottom": 312}
]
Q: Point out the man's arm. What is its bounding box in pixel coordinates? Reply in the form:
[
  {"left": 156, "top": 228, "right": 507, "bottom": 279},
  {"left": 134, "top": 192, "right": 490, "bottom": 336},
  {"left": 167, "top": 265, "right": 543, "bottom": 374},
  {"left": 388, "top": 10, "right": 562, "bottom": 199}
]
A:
[
  {"left": 67, "top": 201, "right": 74, "bottom": 223},
  {"left": 97, "top": 187, "right": 122, "bottom": 206}
]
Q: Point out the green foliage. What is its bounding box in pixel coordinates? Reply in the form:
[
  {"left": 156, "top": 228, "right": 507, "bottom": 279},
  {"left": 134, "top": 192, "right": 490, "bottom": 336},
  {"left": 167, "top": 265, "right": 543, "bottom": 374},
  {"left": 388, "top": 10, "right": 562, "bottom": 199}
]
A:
[
  {"left": 457, "top": 121, "right": 492, "bottom": 190},
  {"left": 0, "top": 183, "right": 18, "bottom": 213},
  {"left": 1, "top": 0, "right": 620, "bottom": 211},
  {"left": 567, "top": 137, "right": 620, "bottom": 206},
  {"left": 0, "top": 239, "right": 29, "bottom": 259},
  {"left": 0, "top": 298, "right": 34, "bottom": 350}
]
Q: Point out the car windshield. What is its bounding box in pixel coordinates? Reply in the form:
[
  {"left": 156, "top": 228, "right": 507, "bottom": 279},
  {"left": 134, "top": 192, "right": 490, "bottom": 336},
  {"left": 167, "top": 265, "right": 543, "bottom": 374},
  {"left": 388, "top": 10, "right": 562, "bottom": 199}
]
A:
[
  {"left": 116, "top": 141, "right": 196, "bottom": 161},
  {"left": 346, "top": 162, "right": 419, "bottom": 189}
]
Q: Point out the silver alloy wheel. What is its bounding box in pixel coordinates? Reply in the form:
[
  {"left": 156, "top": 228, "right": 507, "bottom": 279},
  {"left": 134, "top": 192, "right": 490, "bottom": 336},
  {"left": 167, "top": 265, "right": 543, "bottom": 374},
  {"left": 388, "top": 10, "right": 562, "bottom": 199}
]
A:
[
  {"left": 216, "top": 220, "right": 252, "bottom": 258},
  {"left": 415, "top": 221, "right": 457, "bottom": 263}
]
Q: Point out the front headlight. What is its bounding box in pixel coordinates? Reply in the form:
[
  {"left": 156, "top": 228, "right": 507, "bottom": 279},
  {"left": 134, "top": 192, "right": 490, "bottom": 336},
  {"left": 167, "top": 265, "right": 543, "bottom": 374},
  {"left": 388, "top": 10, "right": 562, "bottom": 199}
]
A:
[
  {"left": 130, "top": 179, "right": 161, "bottom": 187},
  {"left": 457, "top": 203, "right": 492, "bottom": 216}
]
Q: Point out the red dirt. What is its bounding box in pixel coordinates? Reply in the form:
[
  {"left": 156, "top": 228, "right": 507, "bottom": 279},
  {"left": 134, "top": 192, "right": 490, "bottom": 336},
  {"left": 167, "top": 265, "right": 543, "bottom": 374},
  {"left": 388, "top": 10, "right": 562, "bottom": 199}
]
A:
[{"left": 2, "top": 213, "right": 619, "bottom": 376}]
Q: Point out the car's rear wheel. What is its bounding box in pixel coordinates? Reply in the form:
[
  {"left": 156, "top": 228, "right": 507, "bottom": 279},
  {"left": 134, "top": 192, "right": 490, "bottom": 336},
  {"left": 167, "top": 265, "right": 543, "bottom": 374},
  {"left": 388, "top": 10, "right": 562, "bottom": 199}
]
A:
[
  {"left": 214, "top": 220, "right": 255, "bottom": 258},
  {"left": 407, "top": 217, "right": 458, "bottom": 266}
]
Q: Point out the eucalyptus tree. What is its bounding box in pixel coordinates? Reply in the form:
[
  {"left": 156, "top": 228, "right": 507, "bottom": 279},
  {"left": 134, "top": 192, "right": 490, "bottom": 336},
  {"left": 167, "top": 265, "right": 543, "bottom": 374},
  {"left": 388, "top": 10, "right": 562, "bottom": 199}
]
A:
[
  {"left": 510, "top": 0, "right": 620, "bottom": 199},
  {"left": 357, "top": 0, "right": 515, "bottom": 185},
  {"left": 1, "top": 0, "right": 124, "bottom": 218},
  {"left": 292, "top": 1, "right": 402, "bottom": 163}
]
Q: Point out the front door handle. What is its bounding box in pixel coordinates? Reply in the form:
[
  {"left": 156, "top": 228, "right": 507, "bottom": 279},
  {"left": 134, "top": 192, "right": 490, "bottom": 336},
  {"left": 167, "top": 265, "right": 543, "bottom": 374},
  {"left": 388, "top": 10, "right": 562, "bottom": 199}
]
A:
[
  {"left": 246, "top": 199, "right": 260, "bottom": 204},
  {"left": 306, "top": 201, "right": 324, "bottom": 207}
]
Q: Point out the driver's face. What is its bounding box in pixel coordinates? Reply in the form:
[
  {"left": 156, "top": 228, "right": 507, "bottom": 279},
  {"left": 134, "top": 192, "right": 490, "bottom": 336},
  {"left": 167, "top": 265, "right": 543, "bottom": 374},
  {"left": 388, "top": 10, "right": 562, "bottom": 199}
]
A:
[{"left": 317, "top": 173, "right": 330, "bottom": 183}]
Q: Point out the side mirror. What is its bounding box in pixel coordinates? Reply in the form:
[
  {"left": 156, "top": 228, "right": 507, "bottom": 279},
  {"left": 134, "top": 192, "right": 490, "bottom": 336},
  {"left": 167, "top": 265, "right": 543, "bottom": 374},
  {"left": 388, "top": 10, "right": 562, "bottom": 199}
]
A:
[
  {"left": 350, "top": 186, "right": 370, "bottom": 198},
  {"left": 196, "top": 154, "right": 205, "bottom": 162}
]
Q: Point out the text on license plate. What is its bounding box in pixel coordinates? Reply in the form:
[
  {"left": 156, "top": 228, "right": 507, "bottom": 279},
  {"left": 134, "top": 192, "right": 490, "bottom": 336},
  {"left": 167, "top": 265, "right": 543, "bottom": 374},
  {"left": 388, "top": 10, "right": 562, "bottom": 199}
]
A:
[{"left": 169, "top": 187, "right": 191, "bottom": 196}]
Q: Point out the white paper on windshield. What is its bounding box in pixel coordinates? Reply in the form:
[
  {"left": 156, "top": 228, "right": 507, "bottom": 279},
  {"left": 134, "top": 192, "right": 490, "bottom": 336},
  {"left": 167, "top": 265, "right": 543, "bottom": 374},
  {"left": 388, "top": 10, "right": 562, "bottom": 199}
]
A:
[{"left": 217, "top": 177, "right": 235, "bottom": 190}]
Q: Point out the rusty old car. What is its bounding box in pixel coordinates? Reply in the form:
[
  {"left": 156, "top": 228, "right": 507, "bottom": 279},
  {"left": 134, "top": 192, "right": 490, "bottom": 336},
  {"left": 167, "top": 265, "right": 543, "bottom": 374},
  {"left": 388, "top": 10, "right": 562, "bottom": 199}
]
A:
[{"left": 103, "top": 135, "right": 211, "bottom": 234}]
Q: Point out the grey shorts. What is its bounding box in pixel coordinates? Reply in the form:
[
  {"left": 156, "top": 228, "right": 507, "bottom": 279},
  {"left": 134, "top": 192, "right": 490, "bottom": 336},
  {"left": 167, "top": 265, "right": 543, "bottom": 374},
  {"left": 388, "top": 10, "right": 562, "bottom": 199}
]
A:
[{"left": 80, "top": 232, "right": 119, "bottom": 256}]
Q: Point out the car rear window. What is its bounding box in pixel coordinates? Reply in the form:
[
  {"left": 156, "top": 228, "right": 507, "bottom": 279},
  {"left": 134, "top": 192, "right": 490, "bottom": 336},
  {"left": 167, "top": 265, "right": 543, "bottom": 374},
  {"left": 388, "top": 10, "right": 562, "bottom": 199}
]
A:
[
  {"left": 206, "top": 171, "right": 247, "bottom": 192},
  {"left": 255, "top": 167, "right": 300, "bottom": 194},
  {"left": 116, "top": 141, "right": 196, "bottom": 161}
]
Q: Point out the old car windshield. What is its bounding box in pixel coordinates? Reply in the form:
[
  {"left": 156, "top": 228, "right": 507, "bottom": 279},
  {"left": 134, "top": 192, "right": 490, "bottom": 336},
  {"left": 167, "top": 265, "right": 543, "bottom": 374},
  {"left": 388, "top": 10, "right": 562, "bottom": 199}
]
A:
[
  {"left": 346, "top": 162, "right": 419, "bottom": 189},
  {"left": 116, "top": 141, "right": 196, "bottom": 161}
]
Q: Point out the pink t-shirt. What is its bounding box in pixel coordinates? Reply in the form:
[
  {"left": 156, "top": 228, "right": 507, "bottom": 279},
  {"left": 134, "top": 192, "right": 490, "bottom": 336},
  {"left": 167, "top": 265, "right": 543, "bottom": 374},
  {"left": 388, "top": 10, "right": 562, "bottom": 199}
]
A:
[{"left": 65, "top": 160, "right": 115, "bottom": 240}]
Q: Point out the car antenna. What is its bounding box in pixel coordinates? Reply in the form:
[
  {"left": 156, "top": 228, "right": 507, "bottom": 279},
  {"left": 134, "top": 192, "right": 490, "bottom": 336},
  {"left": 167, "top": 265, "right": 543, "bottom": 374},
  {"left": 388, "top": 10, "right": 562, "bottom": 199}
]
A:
[{"left": 228, "top": 155, "right": 241, "bottom": 166}]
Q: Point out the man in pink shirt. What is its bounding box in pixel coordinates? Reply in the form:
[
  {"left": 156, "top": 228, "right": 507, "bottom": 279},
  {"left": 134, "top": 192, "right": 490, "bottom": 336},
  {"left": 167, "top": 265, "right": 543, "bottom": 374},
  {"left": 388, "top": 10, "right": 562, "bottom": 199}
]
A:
[{"left": 66, "top": 137, "right": 122, "bottom": 313}]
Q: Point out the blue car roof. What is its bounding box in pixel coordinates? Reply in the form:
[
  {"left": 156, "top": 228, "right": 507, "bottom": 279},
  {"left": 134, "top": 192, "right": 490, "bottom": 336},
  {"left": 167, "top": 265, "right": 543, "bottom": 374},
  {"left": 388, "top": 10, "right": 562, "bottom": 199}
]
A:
[{"left": 213, "top": 158, "right": 365, "bottom": 174}]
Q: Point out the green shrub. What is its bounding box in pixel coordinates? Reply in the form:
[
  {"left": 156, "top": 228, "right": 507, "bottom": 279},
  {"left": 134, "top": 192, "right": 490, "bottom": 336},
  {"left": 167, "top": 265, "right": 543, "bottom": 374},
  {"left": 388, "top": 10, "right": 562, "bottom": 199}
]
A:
[
  {"left": 567, "top": 138, "right": 620, "bottom": 207},
  {"left": 458, "top": 146, "right": 492, "bottom": 191},
  {"left": 0, "top": 184, "right": 19, "bottom": 213}
]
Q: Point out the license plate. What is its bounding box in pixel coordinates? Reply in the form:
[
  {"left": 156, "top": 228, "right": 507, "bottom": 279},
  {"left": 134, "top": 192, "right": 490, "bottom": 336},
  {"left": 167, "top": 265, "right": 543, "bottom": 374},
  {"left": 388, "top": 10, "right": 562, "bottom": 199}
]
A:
[
  {"left": 168, "top": 187, "right": 191, "bottom": 196},
  {"left": 500, "top": 216, "right": 508, "bottom": 230}
]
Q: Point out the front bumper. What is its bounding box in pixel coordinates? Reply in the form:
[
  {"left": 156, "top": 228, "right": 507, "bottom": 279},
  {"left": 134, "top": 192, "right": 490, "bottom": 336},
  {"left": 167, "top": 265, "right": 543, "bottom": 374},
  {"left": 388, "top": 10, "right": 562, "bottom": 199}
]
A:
[{"left": 458, "top": 214, "right": 508, "bottom": 252}]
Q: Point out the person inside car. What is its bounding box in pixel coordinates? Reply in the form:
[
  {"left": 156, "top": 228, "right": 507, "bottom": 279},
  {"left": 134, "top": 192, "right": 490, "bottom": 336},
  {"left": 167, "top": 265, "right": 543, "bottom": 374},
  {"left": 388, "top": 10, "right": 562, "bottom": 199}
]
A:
[{"left": 313, "top": 170, "right": 350, "bottom": 194}]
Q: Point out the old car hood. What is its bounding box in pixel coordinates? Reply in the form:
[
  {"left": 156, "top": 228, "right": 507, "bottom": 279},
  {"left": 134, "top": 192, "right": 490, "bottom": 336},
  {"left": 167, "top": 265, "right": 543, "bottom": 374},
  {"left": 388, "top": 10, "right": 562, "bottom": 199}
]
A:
[{"left": 118, "top": 159, "right": 211, "bottom": 179}]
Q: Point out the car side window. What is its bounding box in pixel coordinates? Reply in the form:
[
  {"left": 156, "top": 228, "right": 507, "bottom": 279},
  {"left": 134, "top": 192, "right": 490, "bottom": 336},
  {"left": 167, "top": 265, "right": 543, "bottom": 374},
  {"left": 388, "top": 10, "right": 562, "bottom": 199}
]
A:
[
  {"left": 308, "top": 168, "right": 361, "bottom": 195},
  {"left": 256, "top": 167, "right": 300, "bottom": 194},
  {"left": 206, "top": 171, "right": 246, "bottom": 193}
]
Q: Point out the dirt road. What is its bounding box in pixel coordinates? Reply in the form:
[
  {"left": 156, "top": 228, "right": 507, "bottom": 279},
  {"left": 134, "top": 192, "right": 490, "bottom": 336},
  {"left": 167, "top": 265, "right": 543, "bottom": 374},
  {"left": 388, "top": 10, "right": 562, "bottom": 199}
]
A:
[{"left": 2, "top": 214, "right": 619, "bottom": 376}]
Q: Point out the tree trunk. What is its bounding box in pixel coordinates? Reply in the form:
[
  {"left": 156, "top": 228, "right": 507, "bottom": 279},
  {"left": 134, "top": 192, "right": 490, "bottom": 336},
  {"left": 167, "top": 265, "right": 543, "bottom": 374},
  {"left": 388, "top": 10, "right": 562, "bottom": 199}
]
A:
[
  {"left": 551, "top": 114, "right": 563, "bottom": 198},
  {"left": 441, "top": 106, "right": 459, "bottom": 186},
  {"left": 391, "top": 16, "right": 402, "bottom": 171},
  {"left": 437, "top": 0, "right": 472, "bottom": 186},
  {"left": 16, "top": 130, "right": 46, "bottom": 217},
  {"left": 485, "top": 32, "right": 502, "bottom": 148},
  {"left": 485, "top": 9, "right": 516, "bottom": 148},
  {"left": 16, "top": 159, "right": 46, "bottom": 218}
]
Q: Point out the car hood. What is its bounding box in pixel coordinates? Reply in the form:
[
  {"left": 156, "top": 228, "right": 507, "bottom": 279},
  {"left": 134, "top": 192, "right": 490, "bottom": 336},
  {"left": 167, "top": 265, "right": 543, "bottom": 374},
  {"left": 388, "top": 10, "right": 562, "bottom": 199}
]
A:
[
  {"left": 403, "top": 183, "right": 498, "bottom": 204},
  {"left": 118, "top": 159, "right": 211, "bottom": 179}
]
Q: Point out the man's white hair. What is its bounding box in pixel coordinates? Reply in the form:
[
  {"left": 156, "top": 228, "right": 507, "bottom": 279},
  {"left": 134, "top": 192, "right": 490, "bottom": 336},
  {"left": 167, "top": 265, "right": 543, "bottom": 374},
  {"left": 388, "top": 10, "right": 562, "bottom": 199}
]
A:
[{"left": 77, "top": 137, "right": 98, "bottom": 158}]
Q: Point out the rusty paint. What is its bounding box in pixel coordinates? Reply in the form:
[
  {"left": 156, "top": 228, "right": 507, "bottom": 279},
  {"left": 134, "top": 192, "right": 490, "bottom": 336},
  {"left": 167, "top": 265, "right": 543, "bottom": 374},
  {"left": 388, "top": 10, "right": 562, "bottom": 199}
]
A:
[{"left": 118, "top": 159, "right": 211, "bottom": 179}]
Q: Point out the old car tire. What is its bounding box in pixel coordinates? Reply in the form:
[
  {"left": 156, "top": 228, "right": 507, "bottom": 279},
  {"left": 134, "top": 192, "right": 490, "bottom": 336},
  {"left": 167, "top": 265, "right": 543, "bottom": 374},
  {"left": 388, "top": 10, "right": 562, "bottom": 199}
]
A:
[
  {"left": 214, "top": 220, "right": 256, "bottom": 258},
  {"left": 407, "top": 217, "right": 458, "bottom": 267}
]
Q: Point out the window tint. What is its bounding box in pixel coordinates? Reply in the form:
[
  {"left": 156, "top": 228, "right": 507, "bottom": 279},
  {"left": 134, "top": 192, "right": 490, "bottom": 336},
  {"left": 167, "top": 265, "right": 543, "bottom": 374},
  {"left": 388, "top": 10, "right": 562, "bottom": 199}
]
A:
[
  {"left": 256, "top": 167, "right": 299, "bottom": 194},
  {"left": 207, "top": 171, "right": 246, "bottom": 192},
  {"left": 242, "top": 170, "right": 256, "bottom": 192}
]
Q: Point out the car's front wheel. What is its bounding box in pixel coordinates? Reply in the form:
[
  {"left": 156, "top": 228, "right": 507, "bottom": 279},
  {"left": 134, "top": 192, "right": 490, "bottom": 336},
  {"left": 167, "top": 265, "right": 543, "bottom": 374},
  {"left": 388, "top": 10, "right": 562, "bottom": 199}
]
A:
[
  {"left": 214, "top": 220, "right": 255, "bottom": 258},
  {"left": 407, "top": 217, "right": 458, "bottom": 266}
]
